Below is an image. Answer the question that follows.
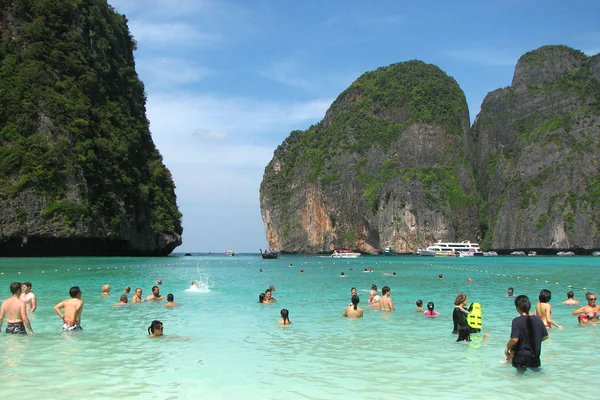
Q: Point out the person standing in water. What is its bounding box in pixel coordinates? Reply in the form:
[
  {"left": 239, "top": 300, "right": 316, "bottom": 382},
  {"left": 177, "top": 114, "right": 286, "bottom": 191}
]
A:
[
  {"left": 54, "top": 286, "right": 84, "bottom": 331},
  {"left": 562, "top": 291, "right": 580, "bottom": 305},
  {"left": 535, "top": 289, "right": 562, "bottom": 329},
  {"left": 164, "top": 294, "right": 179, "bottom": 308},
  {"left": 146, "top": 286, "right": 164, "bottom": 301},
  {"left": 424, "top": 302, "right": 440, "bottom": 317},
  {"left": 343, "top": 295, "right": 363, "bottom": 318},
  {"left": 20, "top": 282, "right": 36, "bottom": 313},
  {"left": 131, "top": 288, "right": 144, "bottom": 303},
  {"left": 278, "top": 309, "right": 292, "bottom": 325},
  {"left": 0, "top": 282, "right": 34, "bottom": 334},
  {"left": 379, "top": 286, "right": 395, "bottom": 311},
  {"left": 505, "top": 295, "right": 548, "bottom": 369}
]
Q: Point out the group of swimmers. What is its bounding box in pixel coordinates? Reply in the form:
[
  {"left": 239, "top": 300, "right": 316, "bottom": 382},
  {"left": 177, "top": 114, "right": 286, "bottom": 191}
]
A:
[{"left": 0, "top": 279, "right": 182, "bottom": 336}]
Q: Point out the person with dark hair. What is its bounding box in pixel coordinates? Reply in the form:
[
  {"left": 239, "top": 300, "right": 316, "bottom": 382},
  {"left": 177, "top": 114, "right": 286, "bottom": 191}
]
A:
[
  {"left": 350, "top": 287, "right": 357, "bottom": 296},
  {"left": 278, "top": 309, "right": 291, "bottom": 325},
  {"left": 0, "top": 282, "right": 34, "bottom": 334},
  {"left": 380, "top": 286, "right": 394, "bottom": 311},
  {"left": 264, "top": 289, "right": 276, "bottom": 303},
  {"left": 146, "top": 286, "right": 164, "bottom": 301},
  {"left": 343, "top": 295, "right": 363, "bottom": 318},
  {"left": 505, "top": 295, "right": 549, "bottom": 369},
  {"left": 424, "top": 302, "right": 440, "bottom": 317},
  {"left": 20, "top": 282, "right": 36, "bottom": 313},
  {"left": 258, "top": 293, "right": 268, "bottom": 303},
  {"left": 571, "top": 292, "right": 599, "bottom": 322},
  {"left": 415, "top": 299, "right": 423, "bottom": 311},
  {"left": 54, "top": 286, "right": 84, "bottom": 331},
  {"left": 535, "top": 289, "right": 562, "bottom": 329},
  {"left": 452, "top": 293, "right": 470, "bottom": 335},
  {"left": 507, "top": 288, "right": 514, "bottom": 297},
  {"left": 164, "top": 293, "right": 179, "bottom": 308},
  {"left": 368, "top": 284, "right": 378, "bottom": 303},
  {"left": 562, "top": 290, "right": 580, "bottom": 305},
  {"left": 148, "top": 320, "right": 164, "bottom": 337}
]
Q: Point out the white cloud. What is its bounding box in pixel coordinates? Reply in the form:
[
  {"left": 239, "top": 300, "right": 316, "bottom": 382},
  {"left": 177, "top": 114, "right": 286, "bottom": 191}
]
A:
[
  {"left": 136, "top": 57, "right": 213, "bottom": 88},
  {"left": 128, "top": 21, "right": 218, "bottom": 47},
  {"left": 445, "top": 48, "right": 519, "bottom": 67},
  {"left": 192, "top": 129, "right": 227, "bottom": 141}
]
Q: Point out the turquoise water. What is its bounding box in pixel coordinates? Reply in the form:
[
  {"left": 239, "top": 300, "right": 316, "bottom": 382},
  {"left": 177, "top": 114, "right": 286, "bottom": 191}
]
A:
[{"left": 0, "top": 254, "right": 598, "bottom": 399}]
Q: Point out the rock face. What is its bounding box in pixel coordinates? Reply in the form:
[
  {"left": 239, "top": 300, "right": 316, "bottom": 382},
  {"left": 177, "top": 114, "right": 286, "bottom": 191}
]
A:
[
  {"left": 0, "top": 0, "right": 182, "bottom": 256},
  {"left": 261, "top": 46, "right": 600, "bottom": 254},
  {"left": 471, "top": 45, "right": 600, "bottom": 252},
  {"left": 260, "top": 61, "right": 479, "bottom": 253}
]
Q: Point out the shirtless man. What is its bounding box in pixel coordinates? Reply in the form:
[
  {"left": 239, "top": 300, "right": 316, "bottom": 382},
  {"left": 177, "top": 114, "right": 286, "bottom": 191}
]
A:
[
  {"left": 114, "top": 295, "right": 128, "bottom": 306},
  {"left": 146, "top": 286, "right": 164, "bottom": 301},
  {"left": 54, "top": 286, "right": 84, "bottom": 331},
  {"left": 20, "top": 281, "right": 37, "bottom": 312},
  {"left": 562, "top": 291, "right": 580, "bottom": 305},
  {"left": 265, "top": 289, "right": 276, "bottom": 303},
  {"left": 163, "top": 293, "right": 179, "bottom": 308},
  {"left": 379, "top": 286, "right": 395, "bottom": 311},
  {"left": 0, "top": 282, "right": 34, "bottom": 334},
  {"left": 131, "top": 288, "right": 144, "bottom": 303}
]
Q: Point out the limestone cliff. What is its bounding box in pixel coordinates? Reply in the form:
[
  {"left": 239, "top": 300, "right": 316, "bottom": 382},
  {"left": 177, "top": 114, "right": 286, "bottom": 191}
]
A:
[
  {"left": 471, "top": 45, "right": 600, "bottom": 252},
  {"left": 0, "top": 0, "right": 182, "bottom": 256},
  {"left": 260, "top": 61, "right": 479, "bottom": 253}
]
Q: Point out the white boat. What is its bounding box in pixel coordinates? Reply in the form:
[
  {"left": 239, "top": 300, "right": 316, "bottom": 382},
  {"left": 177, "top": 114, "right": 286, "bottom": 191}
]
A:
[
  {"left": 331, "top": 249, "right": 361, "bottom": 258},
  {"left": 483, "top": 251, "right": 498, "bottom": 256},
  {"left": 557, "top": 251, "right": 575, "bottom": 256},
  {"left": 383, "top": 246, "right": 397, "bottom": 256},
  {"left": 417, "top": 241, "right": 482, "bottom": 257},
  {"left": 593, "top": 251, "right": 600, "bottom": 257},
  {"left": 528, "top": 251, "right": 537, "bottom": 257},
  {"left": 510, "top": 251, "right": 526, "bottom": 256},
  {"left": 224, "top": 250, "right": 235, "bottom": 256}
]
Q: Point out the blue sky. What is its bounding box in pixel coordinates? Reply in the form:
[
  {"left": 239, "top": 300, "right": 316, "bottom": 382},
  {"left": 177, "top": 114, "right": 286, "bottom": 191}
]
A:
[{"left": 108, "top": 0, "right": 599, "bottom": 253}]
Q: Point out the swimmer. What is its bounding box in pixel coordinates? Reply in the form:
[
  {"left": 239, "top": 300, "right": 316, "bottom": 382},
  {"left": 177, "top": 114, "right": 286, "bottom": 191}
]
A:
[
  {"left": 364, "top": 268, "right": 369, "bottom": 273},
  {"left": 101, "top": 284, "right": 110, "bottom": 296},
  {"left": 571, "top": 292, "right": 599, "bottom": 321},
  {"left": 155, "top": 280, "right": 163, "bottom": 285},
  {"left": 164, "top": 293, "right": 179, "bottom": 307},
  {"left": 148, "top": 320, "right": 164, "bottom": 337},
  {"left": 20, "top": 282, "right": 36, "bottom": 313},
  {"left": 424, "top": 301, "right": 440, "bottom": 317},
  {"left": 131, "top": 288, "right": 144, "bottom": 303},
  {"left": 265, "top": 289, "right": 276, "bottom": 302},
  {"left": 350, "top": 287, "right": 357, "bottom": 296},
  {"left": 535, "top": 289, "right": 562, "bottom": 329},
  {"left": 124, "top": 286, "right": 131, "bottom": 294},
  {"left": 343, "top": 295, "right": 363, "bottom": 318},
  {"left": 190, "top": 281, "right": 199, "bottom": 289},
  {"left": 300, "top": 269, "right": 304, "bottom": 274},
  {"left": 438, "top": 274, "right": 443, "bottom": 280},
  {"left": 258, "top": 293, "right": 268, "bottom": 303},
  {"left": 54, "top": 286, "right": 84, "bottom": 331},
  {"left": 259, "top": 268, "right": 264, "bottom": 272},
  {"left": 507, "top": 287, "right": 514, "bottom": 297},
  {"left": 562, "top": 290, "right": 580, "bottom": 305},
  {"left": 278, "top": 309, "right": 292, "bottom": 325},
  {"left": 467, "top": 277, "right": 473, "bottom": 284},
  {"left": 379, "top": 286, "right": 394, "bottom": 311},
  {"left": 340, "top": 272, "right": 346, "bottom": 277},
  {"left": 1, "top": 282, "right": 34, "bottom": 334},
  {"left": 415, "top": 299, "right": 423, "bottom": 311},
  {"left": 368, "top": 284, "right": 378, "bottom": 303},
  {"left": 289, "top": 264, "right": 293, "bottom": 268},
  {"left": 114, "top": 294, "right": 128, "bottom": 306},
  {"left": 146, "top": 286, "right": 164, "bottom": 301},
  {"left": 349, "top": 268, "right": 354, "bottom": 272}
]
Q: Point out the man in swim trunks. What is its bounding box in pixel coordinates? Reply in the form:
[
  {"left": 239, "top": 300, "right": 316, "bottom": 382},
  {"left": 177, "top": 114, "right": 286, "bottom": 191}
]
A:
[
  {"left": 0, "top": 282, "right": 34, "bottom": 334},
  {"left": 54, "top": 286, "right": 84, "bottom": 331},
  {"left": 146, "top": 286, "right": 164, "bottom": 301},
  {"left": 379, "top": 286, "right": 395, "bottom": 311},
  {"left": 20, "top": 281, "right": 37, "bottom": 312}
]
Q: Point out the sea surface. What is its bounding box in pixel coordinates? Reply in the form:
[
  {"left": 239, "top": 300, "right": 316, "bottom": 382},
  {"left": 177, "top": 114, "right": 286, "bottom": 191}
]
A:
[{"left": 0, "top": 254, "right": 598, "bottom": 399}]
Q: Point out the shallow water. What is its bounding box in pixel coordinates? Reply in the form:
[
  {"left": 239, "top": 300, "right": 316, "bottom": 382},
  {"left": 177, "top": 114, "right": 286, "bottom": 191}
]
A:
[{"left": 0, "top": 254, "right": 598, "bottom": 399}]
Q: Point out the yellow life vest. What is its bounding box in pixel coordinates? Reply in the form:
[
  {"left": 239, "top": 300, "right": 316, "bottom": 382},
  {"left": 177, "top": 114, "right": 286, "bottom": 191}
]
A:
[{"left": 467, "top": 302, "right": 482, "bottom": 330}]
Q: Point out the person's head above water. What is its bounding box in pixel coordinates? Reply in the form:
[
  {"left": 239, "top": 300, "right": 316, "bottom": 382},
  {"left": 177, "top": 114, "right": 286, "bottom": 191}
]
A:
[
  {"left": 167, "top": 293, "right": 174, "bottom": 302},
  {"left": 351, "top": 294, "right": 360, "bottom": 309},
  {"left": 416, "top": 299, "right": 423, "bottom": 307},
  {"left": 566, "top": 291, "right": 575, "bottom": 299},
  {"left": 427, "top": 302, "right": 435, "bottom": 311},
  {"left": 120, "top": 294, "right": 128, "bottom": 303},
  {"left": 148, "top": 320, "right": 163, "bottom": 336},
  {"left": 280, "top": 308, "right": 290, "bottom": 323},
  {"left": 258, "top": 293, "right": 266, "bottom": 303},
  {"left": 507, "top": 287, "right": 514, "bottom": 296}
]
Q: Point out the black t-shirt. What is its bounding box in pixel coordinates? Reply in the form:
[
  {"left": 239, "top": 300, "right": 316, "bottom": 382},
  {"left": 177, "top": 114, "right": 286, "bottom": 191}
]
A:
[
  {"left": 510, "top": 315, "right": 548, "bottom": 358},
  {"left": 452, "top": 306, "right": 468, "bottom": 332}
]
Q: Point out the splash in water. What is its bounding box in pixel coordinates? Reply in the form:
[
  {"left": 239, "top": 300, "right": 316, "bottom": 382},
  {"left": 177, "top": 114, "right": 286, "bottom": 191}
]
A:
[{"left": 185, "top": 274, "right": 211, "bottom": 292}]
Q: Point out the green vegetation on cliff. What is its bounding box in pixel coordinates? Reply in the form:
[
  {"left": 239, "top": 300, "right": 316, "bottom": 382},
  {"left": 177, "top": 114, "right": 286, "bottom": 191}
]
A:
[{"left": 0, "top": 0, "right": 182, "bottom": 241}]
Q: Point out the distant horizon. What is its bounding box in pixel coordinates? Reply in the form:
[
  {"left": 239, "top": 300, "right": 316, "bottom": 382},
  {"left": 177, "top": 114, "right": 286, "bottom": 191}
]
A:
[{"left": 108, "top": 0, "right": 600, "bottom": 253}]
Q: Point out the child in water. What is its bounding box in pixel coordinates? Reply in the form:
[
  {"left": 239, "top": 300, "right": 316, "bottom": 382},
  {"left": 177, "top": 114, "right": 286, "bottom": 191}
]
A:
[{"left": 424, "top": 302, "right": 440, "bottom": 317}]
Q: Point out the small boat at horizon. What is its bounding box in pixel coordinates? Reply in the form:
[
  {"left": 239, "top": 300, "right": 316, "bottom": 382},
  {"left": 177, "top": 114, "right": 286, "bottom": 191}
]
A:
[
  {"left": 557, "top": 251, "right": 575, "bottom": 256},
  {"left": 224, "top": 250, "right": 235, "bottom": 256},
  {"left": 510, "top": 251, "right": 526, "bottom": 256}
]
